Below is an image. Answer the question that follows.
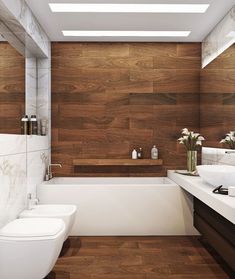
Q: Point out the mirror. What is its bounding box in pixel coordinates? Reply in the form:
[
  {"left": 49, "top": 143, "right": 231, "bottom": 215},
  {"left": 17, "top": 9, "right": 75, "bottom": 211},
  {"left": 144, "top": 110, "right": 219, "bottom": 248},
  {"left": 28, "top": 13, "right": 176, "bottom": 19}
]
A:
[
  {"left": 200, "top": 43, "right": 235, "bottom": 149},
  {"left": 0, "top": 36, "right": 25, "bottom": 134}
]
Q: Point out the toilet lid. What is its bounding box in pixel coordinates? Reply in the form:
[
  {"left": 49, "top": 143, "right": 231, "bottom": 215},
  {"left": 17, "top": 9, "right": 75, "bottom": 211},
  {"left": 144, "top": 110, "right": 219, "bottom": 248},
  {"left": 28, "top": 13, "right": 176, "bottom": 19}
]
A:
[{"left": 0, "top": 218, "right": 65, "bottom": 238}]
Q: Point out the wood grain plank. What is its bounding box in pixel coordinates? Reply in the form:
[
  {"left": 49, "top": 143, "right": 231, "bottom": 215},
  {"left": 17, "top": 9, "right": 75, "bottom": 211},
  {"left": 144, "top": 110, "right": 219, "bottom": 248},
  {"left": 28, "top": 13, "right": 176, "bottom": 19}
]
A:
[
  {"left": 131, "top": 70, "right": 200, "bottom": 93},
  {"left": 0, "top": 42, "right": 25, "bottom": 134},
  {"left": 48, "top": 236, "right": 233, "bottom": 279},
  {"left": 51, "top": 42, "right": 201, "bottom": 176},
  {"left": 52, "top": 57, "right": 153, "bottom": 69},
  {"left": 73, "top": 159, "right": 163, "bottom": 166},
  {"left": 200, "top": 70, "right": 235, "bottom": 93}
]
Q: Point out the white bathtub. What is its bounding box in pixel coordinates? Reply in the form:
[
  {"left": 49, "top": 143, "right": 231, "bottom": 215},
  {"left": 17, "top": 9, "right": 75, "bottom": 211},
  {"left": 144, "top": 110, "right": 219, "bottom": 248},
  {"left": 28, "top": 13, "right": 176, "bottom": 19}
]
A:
[{"left": 37, "top": 177, "right": 197, "bottom": 236}]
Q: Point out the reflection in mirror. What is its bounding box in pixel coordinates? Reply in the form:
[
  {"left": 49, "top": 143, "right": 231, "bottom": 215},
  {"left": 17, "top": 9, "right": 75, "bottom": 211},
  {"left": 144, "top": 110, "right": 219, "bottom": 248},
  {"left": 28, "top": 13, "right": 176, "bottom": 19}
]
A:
[
  {"left": 0, "top": 35, "right": 25, "bottom": 134},
  {"left": 200, "top": 43, "right": 235, "bottom": 149}
]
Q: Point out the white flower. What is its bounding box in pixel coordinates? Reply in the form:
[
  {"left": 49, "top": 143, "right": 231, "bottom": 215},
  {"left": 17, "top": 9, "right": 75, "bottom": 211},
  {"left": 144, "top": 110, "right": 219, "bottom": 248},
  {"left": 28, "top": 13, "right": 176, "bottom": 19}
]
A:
[
  {"left": 178, "top": 128, "right": 205, "bottom": 150},
  {"left": 182, "top": 128, "right": 189, "bottom": 135},
  {"left": 192, "top": 133, "right": 200, "bottom": 138}
]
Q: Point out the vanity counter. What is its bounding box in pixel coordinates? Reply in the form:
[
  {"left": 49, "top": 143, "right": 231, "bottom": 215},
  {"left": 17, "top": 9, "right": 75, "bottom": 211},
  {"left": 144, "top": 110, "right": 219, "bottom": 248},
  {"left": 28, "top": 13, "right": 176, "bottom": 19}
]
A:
[{"left": 168, "top": 170, "right": 235, "bottom": 224}]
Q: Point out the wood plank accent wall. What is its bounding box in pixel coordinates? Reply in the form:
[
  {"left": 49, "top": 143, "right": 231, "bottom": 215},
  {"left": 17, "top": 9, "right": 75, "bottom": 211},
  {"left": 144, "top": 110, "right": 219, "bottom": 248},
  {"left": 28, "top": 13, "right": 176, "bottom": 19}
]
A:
[
  {"left": 200, "top": 44, "right": 235, "bottom": 148},
  {"left": 52, "top": 42, "right": 201, "bottom": 176},
  {"left": 0, "top": 42, "right": 25, "bottom": 134}
]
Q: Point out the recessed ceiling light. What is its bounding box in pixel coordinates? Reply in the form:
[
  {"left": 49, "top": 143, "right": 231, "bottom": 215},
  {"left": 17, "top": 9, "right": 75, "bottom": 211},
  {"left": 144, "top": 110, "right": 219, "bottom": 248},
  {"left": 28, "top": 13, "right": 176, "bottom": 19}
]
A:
[
  {"left": 50, "top": 3, "right": 209, "bottom": 13},
  {"left": 62, "top": 31, "right": 191, "bottom": 37}
]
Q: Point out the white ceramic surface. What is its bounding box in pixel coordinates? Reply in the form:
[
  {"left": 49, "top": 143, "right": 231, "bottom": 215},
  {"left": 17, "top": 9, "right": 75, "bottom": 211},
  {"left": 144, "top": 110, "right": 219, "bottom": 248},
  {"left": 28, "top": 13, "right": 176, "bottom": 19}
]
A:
[
  {"left": 37, "top": 177, "right": 197, "bottom": 236},
  {"left": 0, "top": 218, "right": 65, "bottom": 279},
  {"left": 197, "top": 165, "right": 235, "bottom": 187},
  {"left": 20, "top": 204, "right": 77, "bottom": 240},
  {"left": 168, "top": 170, "right": 235, "bottom": 224}
]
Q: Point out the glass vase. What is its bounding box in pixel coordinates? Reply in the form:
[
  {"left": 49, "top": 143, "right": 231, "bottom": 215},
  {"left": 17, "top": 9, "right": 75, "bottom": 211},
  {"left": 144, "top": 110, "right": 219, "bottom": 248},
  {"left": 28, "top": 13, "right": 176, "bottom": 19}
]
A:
[{"left": 187, "top": 151, "right": 197, "bottom": 173}]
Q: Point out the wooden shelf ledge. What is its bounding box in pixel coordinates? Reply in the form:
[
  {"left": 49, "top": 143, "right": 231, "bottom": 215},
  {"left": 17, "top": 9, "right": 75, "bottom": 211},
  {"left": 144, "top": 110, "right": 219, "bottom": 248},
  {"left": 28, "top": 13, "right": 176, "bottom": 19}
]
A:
[{"left": 73, "top": 159, "right": 163, "bottom": 166}]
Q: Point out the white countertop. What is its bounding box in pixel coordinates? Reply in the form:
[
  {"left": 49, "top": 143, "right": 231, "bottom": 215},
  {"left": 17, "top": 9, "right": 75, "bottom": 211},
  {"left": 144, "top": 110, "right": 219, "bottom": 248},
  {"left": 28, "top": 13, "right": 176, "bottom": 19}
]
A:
[{"left": 168, "top": 170, "right": 235, "bottom": 224}]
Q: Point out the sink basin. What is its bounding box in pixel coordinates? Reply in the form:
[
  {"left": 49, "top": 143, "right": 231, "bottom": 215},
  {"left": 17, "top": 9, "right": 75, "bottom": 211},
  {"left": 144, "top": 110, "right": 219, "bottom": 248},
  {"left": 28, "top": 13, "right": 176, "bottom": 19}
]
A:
[
  {"left": 197, "top": 165, "right": 235, "bottom": 188},
  {"left": 19, "top": 204, "right": 77, "bottom": 240}
]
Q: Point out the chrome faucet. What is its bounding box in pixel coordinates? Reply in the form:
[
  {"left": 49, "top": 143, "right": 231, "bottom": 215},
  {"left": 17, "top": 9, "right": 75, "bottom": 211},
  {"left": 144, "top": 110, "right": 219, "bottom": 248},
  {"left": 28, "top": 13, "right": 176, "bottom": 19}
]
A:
[
  {"left": 27, "top": 193, "right": 39, "bottom": 210},
  {"left": 46, "top": 163, "right": 62, "bottom": 181}
]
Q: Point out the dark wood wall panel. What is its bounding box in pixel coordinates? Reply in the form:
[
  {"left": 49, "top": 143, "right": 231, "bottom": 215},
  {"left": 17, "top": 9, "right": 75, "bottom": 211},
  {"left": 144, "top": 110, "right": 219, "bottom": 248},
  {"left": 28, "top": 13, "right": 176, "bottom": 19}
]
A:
[
  {"left": 51, "top": 42, "right": 201, "bottom": 176},
  {"left": 200, "top": 44, "right": 235, "bottom": 148},
  {"left": 0, "top": 42, "right": 25, "bottom": 134}
]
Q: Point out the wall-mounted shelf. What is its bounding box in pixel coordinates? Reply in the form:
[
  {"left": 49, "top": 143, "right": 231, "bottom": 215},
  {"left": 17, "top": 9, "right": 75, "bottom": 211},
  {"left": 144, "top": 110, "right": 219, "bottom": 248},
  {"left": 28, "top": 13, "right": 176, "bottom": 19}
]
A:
[{"left": 73, "top": 159, "right": 163, "bottom": 166}]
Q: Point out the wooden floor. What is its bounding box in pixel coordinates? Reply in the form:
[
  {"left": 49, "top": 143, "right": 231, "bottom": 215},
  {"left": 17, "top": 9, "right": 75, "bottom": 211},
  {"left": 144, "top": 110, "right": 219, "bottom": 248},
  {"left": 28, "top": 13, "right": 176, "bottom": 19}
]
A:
[{"left": 47, "top": 236, "right": 234, "bottom": 279}]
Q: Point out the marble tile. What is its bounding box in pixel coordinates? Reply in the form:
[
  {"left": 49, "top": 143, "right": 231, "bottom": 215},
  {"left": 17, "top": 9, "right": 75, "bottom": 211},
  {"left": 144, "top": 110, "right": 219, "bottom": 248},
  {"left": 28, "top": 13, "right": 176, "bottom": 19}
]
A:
[
  {"left": 0, "top": 134, "right": 26, "bottom": 156},
  {"left": 0, "top": 0, "right": 50, "bottom": 58},
  {"left": 27, "top": 150, "right": 48, "bottom": 197},
  {"left": 37, "top": 62, "right": 51, "bottom": 147},
  {"left": 0, "top": 153, "right": 27, "bottom": 228},
  {"left": 27, "top": 135, "right": 49, "bottom": 152},
  {"left": 25, "top": 58, "right": 37, "bottom": 116},
  {"left": 202, "top": 147, "right": 235, "bottom": 166},
  {"left": 37, "top": 68, "right": 50, "bottom": 118},
  {"left": 201, "top": 147, "right": 218, "bottom": 165},
  {"left": 202, "top": 5, "right": 235, "bottom": 68},
  {"left": 37, "top": 57, "right": 51, "bottom": 69},
  {"left": 0, "top": 20, "right": 26, "bottom": 56}
]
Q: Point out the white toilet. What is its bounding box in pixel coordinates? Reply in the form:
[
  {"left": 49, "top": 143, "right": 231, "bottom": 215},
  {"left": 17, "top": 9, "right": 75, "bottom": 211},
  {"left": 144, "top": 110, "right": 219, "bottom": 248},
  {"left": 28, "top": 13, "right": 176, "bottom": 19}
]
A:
[
  {"left": 0, "top": 218, "right": 65, "bottom": 279},
  {"left": 20, "top": 204, "right": 77, "bottom": 240}
]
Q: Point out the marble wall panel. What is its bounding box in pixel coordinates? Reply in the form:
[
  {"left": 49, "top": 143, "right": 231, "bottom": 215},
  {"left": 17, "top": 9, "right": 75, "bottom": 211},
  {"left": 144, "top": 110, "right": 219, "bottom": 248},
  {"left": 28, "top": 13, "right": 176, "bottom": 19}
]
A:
[
  {"left": 202, "top": 147, "right": 235, "bottom": 166},
  {"left": 202, "top": 6, "right": 235, "bottom": 68},
  {"left": 0, "top": 153, "right": 27, "bottom": 228}
]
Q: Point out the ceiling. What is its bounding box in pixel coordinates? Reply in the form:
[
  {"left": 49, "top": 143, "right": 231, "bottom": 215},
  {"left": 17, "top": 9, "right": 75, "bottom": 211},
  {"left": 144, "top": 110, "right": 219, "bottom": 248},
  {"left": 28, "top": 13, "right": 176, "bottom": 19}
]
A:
[{"left": 26, "top": 0, "right": 235, "bottom": 42}]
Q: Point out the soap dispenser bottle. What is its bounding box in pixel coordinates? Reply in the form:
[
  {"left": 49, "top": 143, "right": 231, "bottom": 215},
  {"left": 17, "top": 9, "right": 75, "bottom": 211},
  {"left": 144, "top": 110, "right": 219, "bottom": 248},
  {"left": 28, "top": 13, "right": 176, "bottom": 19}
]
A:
[
  {"left": 137, "top": 148, "right": 143, "bottom": 159},
  {"left": 132, "top": 149, "right": 137, "bottom": 160},
  {"left": 151, "top": 145, "right": 158, "bottom": 160},
  {"left": 21, "top": 115, "right": 29, "bottom": 135},
  {"left": 29, "top": 115, "right": 38, "bottom": 135}
]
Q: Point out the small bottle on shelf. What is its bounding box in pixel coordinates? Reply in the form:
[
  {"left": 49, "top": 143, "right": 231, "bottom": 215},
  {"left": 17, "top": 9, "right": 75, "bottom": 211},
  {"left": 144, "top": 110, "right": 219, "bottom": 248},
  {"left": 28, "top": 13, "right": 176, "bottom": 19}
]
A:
[
  {"left": 132, "top": 149, "right": 137, "bottom": 160},
  {"left": 40, "top": 119, "right": 47, "bottom": 136},
  {"left": 21, "top": 115, "right": 29, "bottom": 135},
  {"left": 29, "top": 115, "right": 38, "bottom": 135},
  {"left": 151, "top": 145, "right": 158, "bottom": 160},
  {"left": 137, "top": 148, "right": 143, "bottom": 159}
]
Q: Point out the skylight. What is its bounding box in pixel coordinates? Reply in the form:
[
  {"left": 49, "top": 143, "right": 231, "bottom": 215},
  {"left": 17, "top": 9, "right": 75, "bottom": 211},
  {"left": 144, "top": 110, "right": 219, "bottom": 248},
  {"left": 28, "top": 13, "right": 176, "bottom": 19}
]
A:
[
  {"left": 50, "top": 3, "right": 209, "bottom": 13},
  {"left": 62, "top": 31, "right": 191, "bottom": 37}
]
